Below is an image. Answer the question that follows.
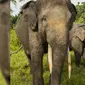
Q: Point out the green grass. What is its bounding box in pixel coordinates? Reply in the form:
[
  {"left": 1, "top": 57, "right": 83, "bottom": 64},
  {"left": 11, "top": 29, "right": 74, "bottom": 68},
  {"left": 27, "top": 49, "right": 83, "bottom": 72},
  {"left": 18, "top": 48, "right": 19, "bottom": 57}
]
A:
[
  {"left": 1, "top": 29, "right": 85, "bottom": 85},
  {"left": 10, "top": 50, "right": 85, "bottom": 85},
  {"left": 10, "top": 29, "right": 85, "bottom": 85},
  {"left": 0, "top": 71, "right": 7, "bottom": 85}
]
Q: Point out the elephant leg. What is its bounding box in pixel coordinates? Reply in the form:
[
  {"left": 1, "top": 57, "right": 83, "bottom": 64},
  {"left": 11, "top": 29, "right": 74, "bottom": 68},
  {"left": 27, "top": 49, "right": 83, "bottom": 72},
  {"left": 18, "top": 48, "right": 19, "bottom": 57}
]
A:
[
  {"left": 51, "top": 44, "right": 67, "bottom": 85},
  {"left": 74, "top": 51, "right": 81, "bottom": 67},
  {"left": 24, "top": 50, "right": 32, "bottom": 74},
  {"left": 31, "top": 46, "right": 44, "bottom": 85}
]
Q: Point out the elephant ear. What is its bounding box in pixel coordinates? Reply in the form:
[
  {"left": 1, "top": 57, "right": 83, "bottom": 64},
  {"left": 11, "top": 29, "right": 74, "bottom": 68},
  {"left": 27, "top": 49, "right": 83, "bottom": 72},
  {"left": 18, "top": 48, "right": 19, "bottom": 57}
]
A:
[
  {"left": 75, "top": 28, "right": 85, "bottom": 41},
  {"left": 15, "top": 1, "right": 37, "bottom": 50},
  {"left": 67, "top": 3, "right": 77, "bottom": 30},
  {"left": 22, "top": 1, "right": 38, "bottom": 31}
]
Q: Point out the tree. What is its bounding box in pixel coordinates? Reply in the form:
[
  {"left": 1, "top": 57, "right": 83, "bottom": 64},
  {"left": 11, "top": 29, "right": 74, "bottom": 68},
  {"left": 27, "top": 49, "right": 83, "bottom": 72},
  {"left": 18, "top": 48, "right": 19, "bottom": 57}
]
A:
[
  {"left": 11, "top": 0, "right": 16, "bottom": 4},
  {"left": 10, "top": 15, "right": 18, "bottom": 29},
  {"left": 76, "top": 2, "right": 85, "bottom": 23}
]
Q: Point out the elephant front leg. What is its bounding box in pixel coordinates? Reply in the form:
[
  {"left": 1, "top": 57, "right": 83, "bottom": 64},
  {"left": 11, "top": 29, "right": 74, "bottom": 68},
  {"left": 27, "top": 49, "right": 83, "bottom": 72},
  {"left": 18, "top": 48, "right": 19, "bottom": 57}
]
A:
[
  {"left": 31, "top": 47, "right": 44, "bottom": 85},
  {"left": 25, "top": 50, "right": 32, "bottom": 74},
  {"left": 51, "top": 44, "right": 67, "bottom": 85}
]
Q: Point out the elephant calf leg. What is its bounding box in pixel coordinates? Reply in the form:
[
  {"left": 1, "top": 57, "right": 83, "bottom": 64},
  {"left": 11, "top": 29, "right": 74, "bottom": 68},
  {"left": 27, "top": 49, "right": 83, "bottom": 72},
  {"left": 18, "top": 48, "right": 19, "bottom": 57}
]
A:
[
  {"left": 31, "top": 49, "right": 44, "bottom": 85},
  {"left": 74, "top": 51, "right": 81, "bottom": 67},
  {"left": 51, "top": 46, "right": 67, "bottom": 85}
]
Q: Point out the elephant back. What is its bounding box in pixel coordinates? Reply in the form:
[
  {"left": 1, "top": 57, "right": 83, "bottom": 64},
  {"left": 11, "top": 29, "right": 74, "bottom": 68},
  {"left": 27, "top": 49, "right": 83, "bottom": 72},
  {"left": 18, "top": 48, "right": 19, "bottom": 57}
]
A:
[{"left": 70, "top": 24, "right": 85, "bottom": 42}]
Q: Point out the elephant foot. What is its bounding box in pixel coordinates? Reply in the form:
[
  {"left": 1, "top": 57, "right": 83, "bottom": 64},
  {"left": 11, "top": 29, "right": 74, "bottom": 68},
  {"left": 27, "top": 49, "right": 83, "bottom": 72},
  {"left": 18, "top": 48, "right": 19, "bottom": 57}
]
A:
[{"left": 32, "top": 61, "right": 44, "bottom": 85}]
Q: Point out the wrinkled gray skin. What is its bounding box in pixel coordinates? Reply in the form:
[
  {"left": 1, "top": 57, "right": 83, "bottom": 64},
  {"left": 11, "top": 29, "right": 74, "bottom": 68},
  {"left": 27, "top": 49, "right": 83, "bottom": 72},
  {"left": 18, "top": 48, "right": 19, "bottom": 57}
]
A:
[
  {"left": 0, "top": 0, "right": 10, "bottom": 85},
  {"left": 16, "top": 0, "right": 77, "bottom": 85},
  {"left": 70, "top": 24, "right": 85, "bottom": 67}
]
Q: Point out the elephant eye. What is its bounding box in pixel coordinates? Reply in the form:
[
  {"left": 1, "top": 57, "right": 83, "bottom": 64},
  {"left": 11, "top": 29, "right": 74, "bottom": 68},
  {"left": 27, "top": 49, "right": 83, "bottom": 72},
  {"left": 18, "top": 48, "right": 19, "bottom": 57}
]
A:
[
  {"left": 24, "top": 14, "right": 28, "bottom": 22},
  {"left": 20, "top": 11, "right": 23, "bottom": 14},
  {"left": 41, "top": 16, "right": 47, "bottom": 22}
]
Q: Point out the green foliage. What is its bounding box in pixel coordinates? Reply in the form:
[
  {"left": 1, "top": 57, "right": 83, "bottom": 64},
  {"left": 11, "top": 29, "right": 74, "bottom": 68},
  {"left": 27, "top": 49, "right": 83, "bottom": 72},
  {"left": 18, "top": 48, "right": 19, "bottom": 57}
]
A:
[
  {"left": 10, "top": 15, "right": 18, "bottom": 29},
  {"left": 0, "top": 71, "right": 7, "bottom": 85},
  {"left": 11, "top": 0, "right": 16, "bottom": 4},
  {"left": 76, "top": 2, "right": 85, "bottom": 23},
  {"left": 10, "top": 29, "right": 21, "bottom": 51}
]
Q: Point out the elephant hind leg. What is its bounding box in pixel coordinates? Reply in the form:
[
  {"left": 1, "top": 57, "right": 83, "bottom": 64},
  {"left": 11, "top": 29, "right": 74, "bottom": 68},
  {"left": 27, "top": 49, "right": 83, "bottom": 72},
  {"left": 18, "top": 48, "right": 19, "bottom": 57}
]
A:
[{"left": 74, "top": 51, "right": 81, "bottom": 67}]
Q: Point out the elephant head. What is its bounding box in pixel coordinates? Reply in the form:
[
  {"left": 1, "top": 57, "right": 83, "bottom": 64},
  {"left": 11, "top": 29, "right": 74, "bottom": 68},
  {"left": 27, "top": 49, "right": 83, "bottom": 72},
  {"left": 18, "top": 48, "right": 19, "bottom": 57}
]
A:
[
  {"left": 73, "top": 25, "right": 85, "bottom": 41},
  {"left": 0, "top": 0, "right": 10, "bottom": 85},
  {"left": 70, "top": 24, "right": 85, "bottom": 53},
  {"left": 16, "top": 1, "right": 37, "bottom": 53},
  {"left": 70, "top": 24, "right": 85, "bottom": 67}
]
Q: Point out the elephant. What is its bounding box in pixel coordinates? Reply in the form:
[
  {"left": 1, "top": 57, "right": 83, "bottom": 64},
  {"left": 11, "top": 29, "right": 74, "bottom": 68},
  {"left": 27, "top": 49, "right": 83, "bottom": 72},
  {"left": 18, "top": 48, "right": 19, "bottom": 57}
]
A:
[
  {"left": 16, "top": 0, "right": 77, "bottom": 85},
  {"left": 0, "top": 0, "right": 8, "bottom": 3},
  {"left": 0, "top": 0, "right": 10, "bottom": 85},
  {"left": 69, "top": 24, "right": 85, "bottom": 67}
]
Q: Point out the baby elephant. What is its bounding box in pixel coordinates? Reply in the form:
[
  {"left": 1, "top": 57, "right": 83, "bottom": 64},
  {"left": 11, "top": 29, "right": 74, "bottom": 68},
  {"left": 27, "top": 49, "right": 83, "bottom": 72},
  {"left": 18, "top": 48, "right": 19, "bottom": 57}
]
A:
[{"left": 69, "top": 24, "right": 85, "bottom": 67}]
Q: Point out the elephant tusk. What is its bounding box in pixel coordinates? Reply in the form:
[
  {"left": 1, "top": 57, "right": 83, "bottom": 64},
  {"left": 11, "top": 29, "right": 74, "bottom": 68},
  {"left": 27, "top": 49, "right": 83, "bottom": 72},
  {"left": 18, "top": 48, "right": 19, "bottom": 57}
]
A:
[
  {"left": 48, "top": 44, "right": 52, "bottom": 73},
  {"left": 48, "top": 45, "right": 71, "bottom": 78},
  {"left": 68, "top": 47, "right": 71, "bottom": 79}
]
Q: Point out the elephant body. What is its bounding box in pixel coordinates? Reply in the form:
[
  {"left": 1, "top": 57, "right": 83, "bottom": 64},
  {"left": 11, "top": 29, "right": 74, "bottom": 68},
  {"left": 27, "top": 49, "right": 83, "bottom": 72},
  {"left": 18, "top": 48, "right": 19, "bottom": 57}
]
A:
[
  {"left": 16, "top": 0, "right": 77, "bottom": 85},
  {"left": 0, "top": 0, "right": 10, "bottom": 85},
  {"left": 70, "top": 24, "right": 85, "bottom": 66}
]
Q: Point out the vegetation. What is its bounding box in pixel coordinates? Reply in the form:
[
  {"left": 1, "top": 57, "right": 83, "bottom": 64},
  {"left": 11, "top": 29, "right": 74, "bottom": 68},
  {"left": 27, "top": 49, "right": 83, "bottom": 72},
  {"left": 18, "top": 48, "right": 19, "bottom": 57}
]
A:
[
  {"left": 0, "top": 2, "right": 85, "bottom": 85},
  {"left": 76, "top": 2, "right": 85, "bottom": 23}
]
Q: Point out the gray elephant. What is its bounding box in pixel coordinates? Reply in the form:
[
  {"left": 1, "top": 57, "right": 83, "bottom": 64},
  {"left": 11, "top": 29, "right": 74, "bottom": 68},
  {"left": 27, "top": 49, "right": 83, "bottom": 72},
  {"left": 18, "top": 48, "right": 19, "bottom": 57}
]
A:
[
  {"left": 0, "top": 0, "right": 8, "bottom": 3},
  {"left": 0, "top": 0, "right": 10, "bottom": 85},
  {"left": 16, "top": 0, "right": 77, "bottom": 85},
  {"left": 70, "top": 24, "right": 85, "bottom": 67}
]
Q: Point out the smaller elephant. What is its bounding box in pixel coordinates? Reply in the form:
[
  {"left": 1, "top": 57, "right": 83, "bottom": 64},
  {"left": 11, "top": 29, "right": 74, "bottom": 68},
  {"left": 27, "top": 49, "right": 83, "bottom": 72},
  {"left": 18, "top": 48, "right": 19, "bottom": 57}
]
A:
[
  {"left": 16, "top": 1, "right": 48, "bottom": 75},
  {"left": 69, "top": 23, "right": 85, "bottom": 67}
]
